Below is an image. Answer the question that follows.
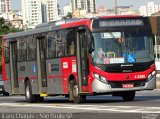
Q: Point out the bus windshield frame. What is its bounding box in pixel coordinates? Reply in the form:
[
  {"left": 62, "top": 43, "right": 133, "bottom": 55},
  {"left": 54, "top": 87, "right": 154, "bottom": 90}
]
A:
[{"left": 91, "top": 18, "right": 154, "bottom": 65}]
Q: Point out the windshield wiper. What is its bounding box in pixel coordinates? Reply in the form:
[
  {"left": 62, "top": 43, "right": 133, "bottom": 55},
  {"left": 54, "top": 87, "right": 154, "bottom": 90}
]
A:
[{"left": 108, "top": 32, "right": 122, "bottom": 48}]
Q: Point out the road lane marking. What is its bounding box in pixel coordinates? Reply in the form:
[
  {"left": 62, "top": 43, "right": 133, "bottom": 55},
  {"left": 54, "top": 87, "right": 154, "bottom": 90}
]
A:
[
  {"left": 0, "top": 96, "right": 25, "bottom": 98},
  {"left": 0, "top": 103, "right": 160, "bottom": 113}
]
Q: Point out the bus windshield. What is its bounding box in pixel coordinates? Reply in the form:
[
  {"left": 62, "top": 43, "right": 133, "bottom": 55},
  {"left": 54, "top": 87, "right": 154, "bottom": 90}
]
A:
[{"left": 92, "top": 30, "right": 154, "bottom": 64}]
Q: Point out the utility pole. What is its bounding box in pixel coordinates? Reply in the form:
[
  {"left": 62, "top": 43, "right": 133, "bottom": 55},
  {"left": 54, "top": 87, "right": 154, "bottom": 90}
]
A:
[
  {"left": 71, "top": 0, "right": 74, "bottom": 11},
  {"left": 115, "top": 0, "right": 118, "bottom": 15}
]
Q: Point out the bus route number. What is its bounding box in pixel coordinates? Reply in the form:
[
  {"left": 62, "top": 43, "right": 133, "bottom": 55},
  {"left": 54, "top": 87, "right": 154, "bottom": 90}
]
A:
[{"left": 134, "top": 75, "right": 145, "bottom": 79}]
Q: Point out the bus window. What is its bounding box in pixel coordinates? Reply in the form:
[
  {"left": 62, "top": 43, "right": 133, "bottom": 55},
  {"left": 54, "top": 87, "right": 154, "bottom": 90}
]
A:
[
  {"left": 4, "top": 40, "right": 9, "bottom": 63},
  {"left": 47, "top": 31, "right": 56, "bottom": 58},
  {"left": 17, "top": 37, "right": 27, "bottom": 62},
  {"left": 67, "top": 29, "right": 76, "bottom": 56},
  {"left": 69, "top": 41, "right": 75, "bottom": 55},
  {"left": 27, "top": 35, "right": 36, "bottom": 61},
  {"left": 135, "top": 37, "right": 145, "bottom": 51},
  {"left": 56, "top": 30, "right": 67, "bottom": 57}
]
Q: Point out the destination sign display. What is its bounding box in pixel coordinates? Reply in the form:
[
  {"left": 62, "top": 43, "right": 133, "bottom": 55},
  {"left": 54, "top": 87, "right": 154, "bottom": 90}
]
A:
[
  {"left": 99, "top": 19, "right": 144, "bottom": 27},
  {"left": 92, "top": 18, "right": 145, "bottom": 30}
]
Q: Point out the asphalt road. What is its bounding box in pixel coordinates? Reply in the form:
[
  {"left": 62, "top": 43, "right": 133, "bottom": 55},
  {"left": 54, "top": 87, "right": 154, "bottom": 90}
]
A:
[{"left": 0, "top": 90, "right": 160, "bottom": 119}]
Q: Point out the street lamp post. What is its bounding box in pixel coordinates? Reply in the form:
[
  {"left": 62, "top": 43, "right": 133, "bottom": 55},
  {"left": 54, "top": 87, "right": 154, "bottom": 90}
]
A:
[{"left": 115, "top": 0, "right": 118, "bottom": 15}]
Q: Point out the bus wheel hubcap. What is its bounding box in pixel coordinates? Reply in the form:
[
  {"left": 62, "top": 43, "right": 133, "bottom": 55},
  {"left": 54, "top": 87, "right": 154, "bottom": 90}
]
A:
[
  {"left": 73, "top": 85, "right": 78, "bottom": 97},
  {"left": 26, "top": 86, "right": 30, "bottom": 99}
]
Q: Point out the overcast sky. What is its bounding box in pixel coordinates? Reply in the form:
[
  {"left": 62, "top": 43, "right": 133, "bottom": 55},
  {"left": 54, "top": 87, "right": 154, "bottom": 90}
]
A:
[{"left": 11, "top": 0, "right": 160, "bottom": 10}]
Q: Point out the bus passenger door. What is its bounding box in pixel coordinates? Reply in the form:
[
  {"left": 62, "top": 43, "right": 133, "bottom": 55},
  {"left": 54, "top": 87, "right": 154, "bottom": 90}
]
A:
[
  {"left": 76, "top": 28, "right": 89, "bottom": 93},
  {"left": 9, "top": 42, "right": 19, "bottom": 93},
  {"left": 37, "top": 37, "right": 47, "bottom": 94}
]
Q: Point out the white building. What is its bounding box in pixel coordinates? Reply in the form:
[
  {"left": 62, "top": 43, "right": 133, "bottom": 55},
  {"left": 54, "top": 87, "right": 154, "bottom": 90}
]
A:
[
  {"left": 71, "top": 0, "right": 96, "bottom": 13},
  {"left": 22, "top": 0, "right": 42, "bottom": 28},
  {"left": 71, "top": 0, "right": 85, "bottom": 10},
  {"left": 0, "top": 0, "right": 11, "bottom": 14},
  {"left": 42, "top": 0, "right": 58, "bottom": 22},
  {"left": 139, "top": 6, "right": 147, "bottom": 16},
  {"left": 147, "top": 2, "right": 158, "bottom": 16},
  {"left": 22, "top": 0, "right": 58, "bottom": 28},
  {"left": 139, "top": 2, "right": 159, "bottom": 16},
  {"left": 86, "top": 0, "right": 96, "bottom": 13},
  {"left": 63, "top": 5, "right": 72, "bottom": 16}
]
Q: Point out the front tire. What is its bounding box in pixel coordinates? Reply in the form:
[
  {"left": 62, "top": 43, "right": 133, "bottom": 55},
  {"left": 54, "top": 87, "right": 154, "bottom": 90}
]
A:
[
  {"left": 3, "top": 91, "right": 9, "bottom": 96},
  {"left": 69, "top": 80, "right": 86, "bottom": 104},
  {"left": 122, "top": 91, "right": 135, "bottom": 101},
  {"left": 2, "top": 88, "right": 9, "bottom": 96},
  {"left": 25, "top": 80, "right": 36, "bottom": 103}
]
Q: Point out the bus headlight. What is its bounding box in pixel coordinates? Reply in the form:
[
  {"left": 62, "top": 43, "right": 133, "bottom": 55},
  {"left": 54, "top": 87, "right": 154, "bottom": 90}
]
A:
[
  {"left": 93, "top": 73, "right": 108, "bottom": 84},
  {"left": 147, "top": 70, "right": 156, "bottom": 81},
  {"left": 100, "top": 76, "right": 108, "bottom": 84},
  {"left": 152, "top": 70, "right": 156, "bottom": 75},
  {"left": 94, "top": 73, "right": 99, "bottom": 80},
  {"left": 148, "top": 74, "right": 152, "bottom": 79}
]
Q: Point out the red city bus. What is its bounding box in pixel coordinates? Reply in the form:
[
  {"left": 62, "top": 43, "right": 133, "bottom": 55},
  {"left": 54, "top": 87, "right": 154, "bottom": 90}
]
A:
[{"left": 2, "top": 15, "right": 156, "bottom": 103}]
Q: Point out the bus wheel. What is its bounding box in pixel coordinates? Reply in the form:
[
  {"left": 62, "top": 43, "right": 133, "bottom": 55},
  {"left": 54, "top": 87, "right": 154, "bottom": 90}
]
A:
[
  {"left": 25, "top": 80, "right": 36, "bottom": 103},
  {"left": 70, "top": 80, "right": 86, "bottom": 104},
  {"left": 2, "top": 88, "right": 9, "bottom": 96},
  {"left": 122, "top": 91, "right": 135, "bottom": 101},
  {"left": 3, "top": 91, "right": 9, "bottom": 96}
]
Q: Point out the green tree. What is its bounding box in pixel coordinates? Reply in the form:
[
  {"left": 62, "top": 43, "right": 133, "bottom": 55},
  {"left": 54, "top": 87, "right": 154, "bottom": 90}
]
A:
[
  {"left": 66, "top": 12, "right": 73, "bottom": 18},
  {"left": 0, "top": 17, "right": 23, "bottom": 72},
  {"left": 62, "top": 12, "right": 73, "bottom": 20}
]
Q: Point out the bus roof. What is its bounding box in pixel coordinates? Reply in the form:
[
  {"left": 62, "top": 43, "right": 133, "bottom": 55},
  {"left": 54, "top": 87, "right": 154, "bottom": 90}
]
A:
[
  {"left": 4, "top": 18, "right": 90, "bottom": 40},
  {"left": 99, "top": 15, "right": 141, "bottom": 19},
  {"left": 3, "top": 15, "right": 142, "bottom": 40},
  {"left": 35, "top": 18, "right": 82, "bottom": 28}
]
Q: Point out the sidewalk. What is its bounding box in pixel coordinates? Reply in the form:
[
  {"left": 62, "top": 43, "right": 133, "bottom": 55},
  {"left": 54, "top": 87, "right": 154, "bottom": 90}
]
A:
[{"left": 156, "top": 76, "right": 160, "bottom": 89}]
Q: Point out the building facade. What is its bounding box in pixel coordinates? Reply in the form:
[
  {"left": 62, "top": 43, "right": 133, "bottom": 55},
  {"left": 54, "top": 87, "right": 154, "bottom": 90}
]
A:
[
  {"left": 22, "top": 0, "right": 58, "bottom": 28},
  {"left": 0, "top": 11, "right": 23, "bottom": 29},
  {"left": 139, "top": 6, "right": 147, "bottom": 16},
  {"left": 71, "top": 0, "right": 96, "bottom": 13},
  {"left": 41, "top": 0, "right": 58, "bottom": 22},
  {"left": 22, "top": 0, "right": 42, "bottom": 28},
  {"left": 63, "top": 5, "right": 72, "bottom": 16},
  {"left": 86, "top": 0, "right": 96, "bottom": 13},
  {"left": 139, "top": 2, "right": 159, "bottom": 16},
  {"left": 0, "top": 0, "right": 11, "bottom": 14}
]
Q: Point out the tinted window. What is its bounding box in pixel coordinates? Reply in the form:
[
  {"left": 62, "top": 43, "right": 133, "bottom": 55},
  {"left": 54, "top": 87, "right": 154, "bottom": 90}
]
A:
[
  {"left": 17, "top": 37, "right": 27, "bottom": 62},
  {"left": 47, "top": 30, "right": 68, "bottom": 58},
  {"left": 56, "top": 30, "right": 67, "bottom": 57},
  {"left": 67, "top": 29, "right": 76, "bottom": 56},
  {"left": 47, "top": 31, "right": 56, "bottom": 58},
  {"left": 27, "top": 35, "right": 36, "bottom": 61},
  {"left": 3, "top": 40, "right": 9, "bottom": 63}
]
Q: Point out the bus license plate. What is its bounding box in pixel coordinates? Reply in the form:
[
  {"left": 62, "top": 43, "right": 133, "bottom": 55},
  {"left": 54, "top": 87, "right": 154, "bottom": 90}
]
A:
[{"left": 123, "top": 84, "right": 134, "bottom": 88}]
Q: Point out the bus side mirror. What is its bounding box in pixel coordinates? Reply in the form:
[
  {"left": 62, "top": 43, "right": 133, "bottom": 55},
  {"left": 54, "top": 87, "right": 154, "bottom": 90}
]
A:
[{"left": 89, "top": 47, "right": 95, "bottom": 53}]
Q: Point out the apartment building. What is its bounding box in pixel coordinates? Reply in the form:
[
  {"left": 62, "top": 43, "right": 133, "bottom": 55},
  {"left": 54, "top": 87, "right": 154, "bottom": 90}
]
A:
[
  {"left": 22, "top": 0, "right": 58, "bottom": 28},
  {"left": 0, "top": 0, "right": 11, "bottom": 14}
]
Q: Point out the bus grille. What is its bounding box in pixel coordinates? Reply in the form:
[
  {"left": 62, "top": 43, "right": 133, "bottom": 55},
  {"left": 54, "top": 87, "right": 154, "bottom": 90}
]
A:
[
  {"left": 96, "top": 61, "right": 154, "bottom": 73},
  {"left": 108, "top": 79, "right": 146, "bottom": 88}
]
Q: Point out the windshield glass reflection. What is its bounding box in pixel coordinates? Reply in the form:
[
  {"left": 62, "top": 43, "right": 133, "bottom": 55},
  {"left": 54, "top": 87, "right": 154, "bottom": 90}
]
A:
[{"left": 92, "top": 31, "right": 154, "bottom": 64}]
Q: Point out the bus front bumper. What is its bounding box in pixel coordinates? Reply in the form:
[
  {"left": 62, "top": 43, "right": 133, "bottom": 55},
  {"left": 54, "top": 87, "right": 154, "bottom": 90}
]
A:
[{"left": 92, "top": 76, "right": 156, "bottom": 93}]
